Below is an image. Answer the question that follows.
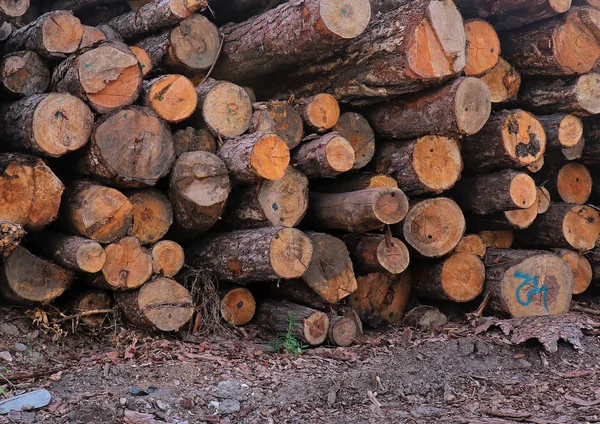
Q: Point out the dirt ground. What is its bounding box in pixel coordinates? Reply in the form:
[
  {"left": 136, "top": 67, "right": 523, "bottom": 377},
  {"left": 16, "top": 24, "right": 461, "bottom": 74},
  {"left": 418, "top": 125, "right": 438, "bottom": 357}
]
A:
[{"left": 1, "top": 301, "right": 600, "bottom": 424}]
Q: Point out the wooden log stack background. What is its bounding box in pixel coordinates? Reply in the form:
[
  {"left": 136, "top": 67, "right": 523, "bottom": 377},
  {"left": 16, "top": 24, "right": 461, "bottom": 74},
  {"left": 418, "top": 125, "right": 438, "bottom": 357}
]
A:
[{"left": 0, "top": 0, "right": 599, "bottom": 347}]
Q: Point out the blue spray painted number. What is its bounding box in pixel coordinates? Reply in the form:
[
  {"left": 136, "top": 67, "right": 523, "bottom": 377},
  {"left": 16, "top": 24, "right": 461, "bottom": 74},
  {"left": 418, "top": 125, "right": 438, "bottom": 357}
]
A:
[{"left": 514, "top": 271, "right": 549, "bottom": 313}]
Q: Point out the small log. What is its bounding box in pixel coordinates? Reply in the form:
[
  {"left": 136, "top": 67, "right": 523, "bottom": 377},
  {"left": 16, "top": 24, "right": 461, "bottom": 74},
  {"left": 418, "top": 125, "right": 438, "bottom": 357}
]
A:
[
  {"left": 461, "top": 109, "right": 546, "bottom": 172},
  {"left": 478, "top": 230, "right": 514, "bottom": 249},
  {"left": 128, "top": 189, "right": 173, "bottom": 245},
  {"left": 173, "top": 127, "right": 216, "bottom": 156},
  {"left": 250, "top": 101, "right": 304, "bottom": 150},
  {"left": 0, "top": 153, "right": 64, "bottom": 231},
  {"left": 0, "top": 93, "right": 93, "bottom": 157},
  {"left": 332, "top": 112, "right": 375, "bottom": 170},
  {"left": 400, "top": 197, "right": 465, "bottom": 258},
  {"left": 0, "top": 222, "right": 24, "bottom": 257},
  {"left": 527, "top": 156, "right": 545, "bottom": 173},
  {"left": 554, "top": 249, "right": 592, "bottom": 294},
  {"left": 538, "top": 114, "right": 584, "bottom": 152},
  {"left": 403, "top": 306, "right": 448, "bottom": 330},
  {"left": 464, "top": 19, "right": 500, "bottom": 77},
  {"left": 130, "top": 46, "right": 153, "bottom": 76},
  {"left": 51, "top": 42, "right": 142, "bottom": 114},
  {"left": 313, "top": 173, "right": 397, "bottom": 193},
  {"left": 0, "top": 246, "right": 73, "bottom": 305},
  {"left": 150, "top": 240, "right": 184, "bottom": 277},
  {"left": 365, "top": 77, "right": 491, "bottom": 139},
  {"left": 219, "top": 284, "right": 256, "bottom": 326},
  {"left": 562, "top": 137, "right": 585, "bottom": 161},
  {"left": 296, "top": 94, "right": 341, "bottom": 133},
  {"left": 5, "top": 11, "right": 83, "bottom": 59},
  {"left": 62, "top": 181, "right": 133, "bottom": 243},
  {"left": 341, "top": 233, "right": 410, "bottom": 275},
  {"left": 372, "top": 136, "right": 463, "bottom": 196},
  {"left": 186, "top": 227, "right": 313, "bottom": 283},
  {"left": 484, "top": 249, "right": 573, "bottom": 317},
  {"left": 205, "top": 0, "right": 285, "bottom": 25},
  {"left": 454, "top": 234, "right": 486, "bottom": 258},
  {"left": 254, "top": 299, "right": 329, "bottom": 346},
  {"left": 327, "top": 315, "right": 357, "bottom": 347},
  {"left": 77, "top": 107, "right": 175, "bottom": 188},
  {"left": 350, "top": 271, "right": 411, "bottom": 328},
  {"left": 307, "top": 188, "right": 409, "bottom": 232},
  {"left": 31, "top": 233, "right": 106, "bottom": 274},
  {"left": 223, "top": 166, "right": 308, "bottom": 229},
  {"left": 291, "top": 133, "right": 355, "bottom": 179},
  {"left": 116, "top": 277, "right": 194, "bottom": 331},
  {"left": 71, "top": 290, "right": 113, "bottom": 327},
  {"left": 218, "top": 132, "right": 290, "bottom": 183},
  {"left": 538, "top": 162, "right": 592, "bottom": 204},
  {"left": 412, "top": 253, "right": 485, "bottom": 302},
  {"left": 78, "top": 25, "right": 106, "bottom": 49},
  {"left": 469, "top": 202, "right": 539, "bottom": 230},
  {"left": 0, "top": 51, "right": 50, "bottom": 97},
  {"left": 537, "top": 186, "right": 552, "bottom": 214},
  {"left": 479, "top": 57, "right": 521, "bottom": 103},
  {"left": 91, "top": 237, "right": 152, "bottom": 290},
  {"left": 0, "top": 0, "right": 29, "bottom": 20},
  {"left": 142, "top": 74, "right": 197, "bottom": 123}
]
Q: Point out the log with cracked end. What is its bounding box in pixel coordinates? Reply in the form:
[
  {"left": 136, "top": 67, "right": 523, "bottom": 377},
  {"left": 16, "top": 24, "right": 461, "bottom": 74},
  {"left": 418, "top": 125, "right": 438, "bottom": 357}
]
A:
[
  {"left": 29, "top": 233, "right": 107, "bottom": 274},
  {"left": 150, "top": 240, "right": 184, "bottom": 278},
  {"left": 454, "top": 234, "right": 487, "bottom": 258},
  {"left": 128, "top": 189, "right": 173, "bottom": 245},
  {"left": 341, "top": 233, "right": 410, "bottom": 275},
  {"left": 537, "top": 186, "right": 551, "bottom": 214},
  {"left": 479, "top": 57, "right": 521, "bottom": 103},
  {"left": 327, "top": 315, "right": 358, "bottom": 347},
  {"left": 250, "top": 100, "right": 304, "bottom": 150},
  {"left": 142, "top": 74, "right": 197, "bottom": 123},
  {"left": 295, "top": 94, "right": 341, "bottom": 133},
  {"left": 464, "top": 19, "right": 501, "bottom": 77}
]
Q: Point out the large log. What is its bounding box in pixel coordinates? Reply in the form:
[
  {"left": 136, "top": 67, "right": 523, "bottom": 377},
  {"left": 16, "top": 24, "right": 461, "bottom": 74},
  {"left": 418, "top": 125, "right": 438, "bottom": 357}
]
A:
[
  {"left": 0, "top": 222, "right": 24, "bottom": 257},
  {"left": 291, "top": 133, "right": 355, "bottom": 178},
  {"left": 454, "top": 234, "right": 486, "bottom": 258},
  {"left": 150, "top": 240, "right": 184, "bottom": 277},
  {"left": 219, "top": 284, "right": 256, "bottom": 326},
  {"left": 250, "top": 101, "right": 304, "bottom": 150},
  {"left": 71, "top": 290, "right": 113, "bottom": 327},
  {"left": 484, "top": 249, "right": 573, "bottom": 317},
  {"left": 372, "top": 136, "right": 462, "bottom": 196},
  {"left": 186, "top": 227, "right": 313, "bottom": 283},
  {"left": 90, "top": 237, "right": 152, "bottom": 290},
  {"left": 30, "top": 233, "right": 106, "bottom": 274},
  {"left": 0, "top": 153, "right": 64, "bottom": 231},
  {"left": 306, "top": 188, "right": 409, "bottom": 232},
  {"left": 0, "top": 246, "right": 73, "bottom": 305},
  {"left": 554, "top": 249, "right": 592, "bottom": 294},
  {"left": 479, "top": 57, "right": 521, "bottom": 103},
  {"left": 537, "top": 162, "right": 592, "bottom": 204},
  {"left": 116, "top": 277, "right": 194, "bottom": 331},
  {"left": 0, "top": 93, "right": 93, "bottom": 158},
  {"left": 537, "top": 114, "right": 584, "bottom": 150},
  {"left": 464, "top": 19, "right": 500, "bottom": 77},
  {"left": 341, "top": 233, "right": 410, "bottom": 275},
  {"left": 332, "top": 112, "right": 375, "bottom": 170},
  {"left": 295, "top": 94, "right": 340, "bottom": 133},
  {"left": 173, "top": 127, "right": 216, "bottom": 156},
  {"left": 0, "top": 51, "right": 50, "bottom": 97},
  {"left": 141, "top": 74, "right": 197, "bottom": 123}
]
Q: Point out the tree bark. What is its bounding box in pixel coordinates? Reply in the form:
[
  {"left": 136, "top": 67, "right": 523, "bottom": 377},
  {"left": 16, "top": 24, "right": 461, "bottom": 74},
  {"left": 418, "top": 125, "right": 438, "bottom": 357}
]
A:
[
  {"left": 341, "top": 233, "right": 410, "bottom": 275},
  {"left": 585, "top": 243, "right": 600, "bottom": 281},
  {"left": 582, "top": 118, "right": 600, "bottom": 166},
  {"left": 0, "top": 51, "right": 50, "bottom": 97},
  {"left": 127, "top": 189, "right": 173, "bottom": 245},
  {"left": 535, "top": 161, "right": 592, "bottom": 204},
  {"left": 537, "top": 186, "right": 551, "bottom": 214},
  {"left": 553, "top": 248, "right": 592, "bottom": 294},
  {"left": 130, "top": 45, "right": 153, "bottom": 76},
  {"left": 327, "top": 315, "right": 358, "bottom": 346},
  {"left": 454, "top": 234, "right": 487, "bottom": 258},
  {"left": 464, "top": 19, "right": 500, "bottom": 77},
  {"left": 479, "top": 57, "right": 521, "bottom": 103},
  {"left": 141, "top": 74, "right": 197, "bottom": 123},
  {"left": 332, "top": 112, "right": 374, "bottom": 170},
  {"left": 250, "top": 100, "right": 304, "bottom": 150},
  {"left": 538, "top": 114, "right": 584, "bottom": 151},
  {"left": 295, "top": 94, "right": 341, "bottom": 133},
  {"left": 478, "top": 230, "right": 514, "bottom": 249},
  {"left": 206, "top": 0, "right": 284, "bottom": 25},
  {"left": 173, "top": 127, "right": 216, "bottom": 157},
  {"left": 0, "top": 222, "right": 24, "bottom": 257},
  {"left": 468, "top": 202, "right": 539, "bottom": 230},
  {"left": 51, "top": 0, "right": 131, "bottom": 26},
  {"left": 150, "top": 240, "right": 184, "bottom": 277},
  {"left": 291, "top": 133, "right": 355, "bottom": 178},
  {"left": 71, "top": 290, "right": 113, "bottom": 327},
  {"left": 253, "top": 279, "right": 330, "bottom": 311},
  {"left": 313, "top": 173, "right": 397, "bottom": 193},
  {"left": 219, "top": 284, "right": 256, "bottom": 326},
  {"left": 29, "top": 233, "right": 106, "bottom": 274}
]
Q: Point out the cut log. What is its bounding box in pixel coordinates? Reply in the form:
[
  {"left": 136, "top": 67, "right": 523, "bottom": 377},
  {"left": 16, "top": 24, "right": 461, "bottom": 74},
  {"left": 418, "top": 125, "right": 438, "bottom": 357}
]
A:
[
  {"left": 77, "top": 107, "right": 175, "bottom": 188},
  {"left": 517, "top": 74, "right": 600, "bottom": 116},
  {"left": 412, "top": 253, "right": 485, "bottom": 302},
  {"left": 400, "top": 197, "right": 465, "bottom": 258},
  {"left": 554, "top": 249, "right": 592, "bottom": 294},
  {"left": 0, "top": 222, "right": 24, "bottom": 257},
  {"left": 537, "top": 114, "right": 584, "bottom": 150},
  {"left": 538, "top": 162, "right": 592, "bottom": 204},
  {"left": 219, "top": 284, "right": 256, "bottom": 326},
  {"left": 479, "top": 57, "right": 521, "bottom": 103},
  {"left": 0, "top": 0, "right": 29, "bottom": 20},
  {"left": 479, "top": 230, "right": 514, "bottom": 249},
  {"left": 5, "top": 11, "right": 83, "bottom": 59},
  {"left": 453, "top": 170, "right": 537, "bottom": 215},
  {"left": 574, "top": 0, "right": 600, "bottom": 7},
  {"left": 218, "top": 132, "right": 290, "bottom": 183},
  {"left": 71, "top": 290, "right": 112, "bottom": 327},
  {"left": 211, "top": 0, "right": 371, "bottom": 84},
  {"left": 484, "top": 249, "right": 573, "bottom": 317},
  {"left": 91, "top": 237, "right": 152, "bottom": 290},
  {"left": 223, "top": 166, "right": 309, "bottom": 229},
  {"left": 464, "top": 19, "right": 500, "bottom": 77},
  {"left": 250, "top": 101, "right": 304, "bottom": 150},
  {"left": 116, "top": 277, "right": 194, "bottom": 331},
  {"left": 128, "top": 189, "right": 173, "bottom": 244},
  {"left": 461, "top": 109, "right": 546, "bottom": 172},
  {"left": 254, "top": 299, "right": 329, "bottom": 346},
  {"left": 78, "top": 25, "right": 106, "bottom": 49},
  {"left": 332, "top": 112, "right": 375, "bottom": 170},
  {"left": 186, "top": 227, "right": 313, "bottom": 283},
  {"left": 469, "top": 202, "right": 539, "bottom": 230},
  {"left": 0, "top": 51, "right": 50, "bottom": 97},
  {"left": 51, "top": 42, "right": 142, "bottom": 114},
  {"left": 0, "top": 93, "right": 93, "bottom": 157},
  {"left": 169, "top": 151, "right": 231, "bottom": 237},
  {"left": 255, "top": 279, "right": 330, "bottom": 311},
  {"left": 195, "top": 79, "right": 253, "bottom": 138},
  {"left": 501, "top": 8, "right": 600, "bottom": 77},
  {"left": 365, "top": 77, "right": 491, "bottom": 139},
  {"left": 0, "top": 246, "right": 73, "bottom": 305},
  {"left": 62, "top": 181, "right": 133, "bottom": 243},
  {"left": 31, "top": 233, "right": 106, "bottom": 273},
  {"left": 0, "top": 21, "right": 14, "bottom": 43},
  {"left": 142, "top": 74, "right": 197, "bottom": 123},
  {"left": 313, "top": 173, "right": 397, "bottom": 193},
  {"left": 130, "top": 46, "right": 153, "bottom": 76},
  {"left": 173, "top": 127, "right": 216, "bottom": 156},
  {"left": 454, "top": 234, "right": 486, "bottom": 258},
  {"left": 527, "top": 157, "right": 545, "bottom": 173},
  {"left": 150, "top": 240, "right": 184, "bottom": 277},
  {"left": 291, "top": 133, "right": 355, "bottom": 178},
  {"left": 586, "top": 244, "right": 600, "bottom": 280},
  {"left": 307, "top": 188, "right": 409, "bottom": 232},
  {"left": 518, "top": 203, "right": 600, "bottom": 251},
  {"left": 341, "top": 233, "right": 409, "bottom": 275},
  {"left": 0, "top": 153, "right": 64, "bottom": 232},
  {"left": 327, "top": 315, "right": 357, "bottom": 346},
  {"left": 582, "top": 118, "right": 600, "bottom": 166},
  {"left": 537, "top": 186, "right": 552, "bottom": 214},
  {"left": 372, "top": 136, "right": 462, "bottom": 196},
  {"left": 403, "top": 305, "right": 448, "bottom": 330},
  {"left": 296, "top": 94, "right": 341, "bottom": 133},
  {"left": 350, "top": 271, "right": 411, "bottom": 328}
]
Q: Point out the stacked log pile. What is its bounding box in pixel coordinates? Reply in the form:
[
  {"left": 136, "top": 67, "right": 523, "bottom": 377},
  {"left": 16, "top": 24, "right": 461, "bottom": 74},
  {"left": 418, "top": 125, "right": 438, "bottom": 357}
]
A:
[{"left": 0, "top": 0, "right": 599, "bottom": 347}]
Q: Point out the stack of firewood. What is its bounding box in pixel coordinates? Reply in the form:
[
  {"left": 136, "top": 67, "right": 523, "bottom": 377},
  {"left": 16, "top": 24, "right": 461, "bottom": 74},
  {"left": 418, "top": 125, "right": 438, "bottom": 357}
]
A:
[{"left": 0, "top": 0, "right": 599, "bottom": 347}]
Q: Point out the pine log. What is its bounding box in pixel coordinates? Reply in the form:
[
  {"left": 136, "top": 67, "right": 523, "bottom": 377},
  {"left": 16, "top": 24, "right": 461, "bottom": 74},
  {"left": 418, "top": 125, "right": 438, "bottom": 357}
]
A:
[
  {"left": 527, "top": 157, "right": 545, "bottom": 173},
  {"left": 130, "top": 46, "right": 153, "bottom": 76},
  {"left": 77, "top": 107, "right": 175, "bottom": 188},
  {"left": 150, "top": 240, "right": 184, "bottom": 277},
  {"left": 254, "top": 279, "right": 330, "bottom": 311},
  {"left": 501, "top": 8, "right": 600, "bottom": 77},
  {"left": 412, "top": 253, "right": 485, "bottom": 302},
  {"left": 254, "top": 299, "right": 329, "bottom": 346},
  {"left": 537, "top": 186, "right": 552, "bottom": 214},
  {"left": 464, "top": 19, "right": 500, "bottom": 77},
  {"left": 518, "top": 203, "right": 600, "bottom": 251},
  {"left": 173, "top": 127, "right": 216, "bottom": 156},
  {"left": 0, "top": 222, "right": 24, "bottom": 257},
  {"left": 295, "top": 94, "right": 341, "bottom": 133},
  {"left": 223, "top": 166, "right": 309, "bottom": 229},
  {"left": 0, "top": 153, "right": 63, "bottom": 231},
  {"left": 327, "top": 315, "right": 357, "bottom": 347},
  {"left": 313, "top": 173, "right": 397, "bottom": 193},
  {"left": 250, "top": 101, "right": 304, "bottom": 150},
  {"left": 582, "top": 117, "right": 600, "bottom": 165},
  {"left": 210, "top": 0, "right": 371, "bottom": 84},
  {"left": 537, "top": 114, "right": 584, "bottom": 150},
  {"left": 461, "top": 109, "right": 546, "bottom": 172},
  {"left": 0, "top": 51, "right": 50, "bottom": 97},
  {"left": 0, "top": 93, "right": 93, "bottom": 157},
  {"left": 0, "top": 0, "right": 29, "bottom": 20},
  {"left": 5, "top": 11, "right": 83, "bottom": 59},
  {"left": 78, "top": 25, "right": 106, "bottom": 49},
  {"left": 186, "top": 227, "right": 313, "bottom": 283},
  {"left": 90, "top": 237, "right": 152, "bottom": 290},
  {"left": 341, "top": 233, "right": 409, "bottom": 275},
  {"left": 517, "top": 74, "right": 600, "bottom": 115},
  {"left": 116, "top": 277, "right": 194, "bottom": 331},
  {"left": 365, "top": 77, "right": 491, "bottom": 139},
  {"left": 142, "top": 74, "right": 197, "bottom": 123},
  {"left": 455, "top": 234, "right": 487, "bottom": 258},
  {"left": 469, "top": 202, "right": 539, "bottom": 230},
  {"left": 478, "top": 230, "right": 514, "bottom": 249},
  {"left": 562, "top": 137, "right": 585, "bottom": 160},
  {"left": 31, "top": 233, "right": 106, "bottom": 273},
  {"left": 332, "top": 112, "right": 375, "bottom": 170},
  {"left": 218, "top": 132, "right": 290, "bottom": 183},
  {"left": 168, "top": 151, "right": 231, "bottom": 237},
  {"left": 291, "top": 133, "right": 354, "bottom": 178},
  {"left": 453, "top": 170, "right": 537, "bottom": 215},
  {"left": 0, "top": 246, "right": 73, "bottom": 305},
  {"left": 62, "top": 181, "right": 133, "bottom": 243},
  {"left": 372, "top": 136, "right": 462, "bottom": 196},
  {"left": 480, "top": 57, "right": 521, "bottom": 103},
  {"left": 0, "top": 21, "right": 14, "bottom": 43},
  {"left": 553, "top": 249, "right": 592, "bottom": 294},
  {"left": 72, "top": 290, "right": 113, "bottom": 327},
  {"left": 484, "top": 249, "right": 573, "bottom": 317},
  {"left": 307, "top": 188, "right": 409, "bottom": 232},
  {"left": 350, "top": 271, "right": 411, "bottom": 328},
  {"left": 219, "top": 284, "right": 256, "bottom": 326},
  {"left": 400, "top": 197, "right": 465, "bottom": 258},
  {"left": 128, "top": 189, "right": 173, "bottom": 244},
  {"left": 537, "top": 162, "right": 592, "bottom": 204}
]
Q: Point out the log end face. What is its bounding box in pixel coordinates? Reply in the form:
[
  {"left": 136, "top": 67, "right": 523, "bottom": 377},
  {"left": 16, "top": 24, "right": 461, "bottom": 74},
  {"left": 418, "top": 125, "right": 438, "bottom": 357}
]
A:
[
  {"left": 258, "top": 166, "right": 309, "bottom": 228},
  {"left": 203, "top": 82, "right": 252, "bottom": 137},
  {"left": 479, "top": 230, "right": 514, "bottom": 249},
  {"left": 537, "top": 186, "right": 551, "bottom": 214},
  {"left": 329, "top": 317, "right": 357, "bottom": 346},
  {"left": 130, "top": 46, "right": 153, "bottom": 77},
  {"left": 557, "top": 163, "right": 592, "bottom": 204},
  {"left": 303, "top": 311, "right": 329, "bottom": 346},
  {"left": 76, "top": 241, "right": 107, "bottom": 274},
  {"left": 576, "top": 73, "right": 600, "bottom": 115},
  {"left": 559, "top": 250, "right": 592, "bottom": 295},
  {"left": 138, "top": 278, "right": 194, "bottom": 332},
  {"left": 455, "top": 234, "right": 486, "bottom": 258},
  {"left": 171, "top": 15, "right": 220, "bottom": 71},
  {"left": 504, "top": 203, "right": 538, "bottom": 229},
  {"left": 502, "top": 110, "right": 546, "bottom": 166},
  {"left": 480, "top": 57, "right": 521, "bottom": 103},
  {"left": 555, "top": 9, "right": 600, "bottom": 75},
  {"left": 171, "top": 0, "right": 206, "bottom": 17},
  {"left": 1, "top": 51, "right": 50, "bottom": 96},
  {"left": 0, "top": 0, "right": 29, "bottom": 17},
  {"left": 509, "top": 173, "right": 538, "bottom": 209},
  {"left": 454, "top": 78, "right": 491, "bottom": 136},
  {"left": 151, "top": 240, "right": 185, "bottom": 277},
  {"left": 147, "top": 75, "right": 198, "bottom": 123},
  {"left": 306, "top": 94, "right": 340, "bottom": 132},
  {"left": 325, "top": 135, "right": 355, "bottom": 172},
  {"left": 319, "top": 0, "right": 372, "bottom": 39},
  {"left": 250, "top": 134, "right": 290, "bottom": 181},
  {"left": 550, "top": 0, "right": 572, "bottom": 12},
  {"left": 102, "top": 237, "right": 152, "bottom": 290},
  {"left": 559, "top": 115, "right": 583, "bottom": 148},
  {"left": 129, "top": 190, "right": 173, "bottom": 245},
  {"left": 464, "top": 19, "right": 500, "bottom": 77},
  {"left": 75, "top": 291, "right": 112, "bottom": 327},
  {"left": 270, "top": 228, "right": 313, "bottom": 279},
  {"left": 78, "top": 186, "right": 133, "bottom": 244},
  {"left": 441, "top": 253, "right": 485, "bottom": 302},
  {"left": 413, "top": 136, "right": 462, "bottom": 193},
  {"left": 563, "top": 205, "right": 600, "bottom": 251},
  {"left": 332, "top": 112, "right": 375, "bottom": 169},
  {"left": 42, "top": 12, "right": 84, "bottom": 56},
  {"left": 376, "top": 237, "right": 410, "bottom": 274},
  {"left": 373, "top": 188, "right": 409, "bottom": 225},
  {"left": 221, "top": 287, "right": 256, "bottom": 326}
]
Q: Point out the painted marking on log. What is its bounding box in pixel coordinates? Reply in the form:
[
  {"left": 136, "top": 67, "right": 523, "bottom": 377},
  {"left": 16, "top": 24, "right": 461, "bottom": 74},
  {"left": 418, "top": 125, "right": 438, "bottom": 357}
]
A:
[
  {"left": 85, "top": 63, "right": 91, "bottom": 69},
  {"left": 514, "top": 271, "right": 549, "bottom": 312}
]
